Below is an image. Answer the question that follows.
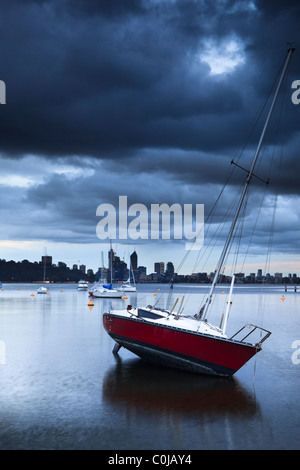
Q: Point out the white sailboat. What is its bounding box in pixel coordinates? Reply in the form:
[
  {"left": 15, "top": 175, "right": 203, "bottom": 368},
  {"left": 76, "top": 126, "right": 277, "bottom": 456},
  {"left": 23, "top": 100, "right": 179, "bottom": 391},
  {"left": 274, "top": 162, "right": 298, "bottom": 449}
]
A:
[
  {"left": 37, "top": 254, "right": 49, "bottom": 294},
  {"left": 117, "top": 264, "right": 137, "bottom": 292},
  {"left": 92, "top": 283, "right": 124, "bottom": 298},
  {"left": 90, "top": 248, "right": 123, "bottom": 299}
]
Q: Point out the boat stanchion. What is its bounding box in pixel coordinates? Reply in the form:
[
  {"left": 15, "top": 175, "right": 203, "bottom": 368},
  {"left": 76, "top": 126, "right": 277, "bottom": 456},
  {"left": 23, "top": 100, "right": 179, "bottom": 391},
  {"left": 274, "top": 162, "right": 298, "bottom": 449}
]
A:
[
  {"left": 175, "top": 295, "right": 185, "bottom": 320},
  {"left": 167, "top": 298, "right": 179, "bottom": 319}
]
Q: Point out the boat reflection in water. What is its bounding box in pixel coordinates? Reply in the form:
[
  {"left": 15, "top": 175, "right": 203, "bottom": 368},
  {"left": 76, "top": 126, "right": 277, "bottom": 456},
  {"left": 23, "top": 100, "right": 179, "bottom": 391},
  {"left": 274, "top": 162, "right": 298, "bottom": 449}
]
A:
[{"left": 102, "top": 358, "right": 258, "bottom": 418}]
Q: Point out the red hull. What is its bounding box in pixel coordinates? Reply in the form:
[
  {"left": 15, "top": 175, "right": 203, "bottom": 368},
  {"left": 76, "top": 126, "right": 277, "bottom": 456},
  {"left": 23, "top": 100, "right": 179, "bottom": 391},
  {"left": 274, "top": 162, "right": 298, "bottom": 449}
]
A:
[{"left": 103, "top": 313, "right": 259, "bottom": 377}]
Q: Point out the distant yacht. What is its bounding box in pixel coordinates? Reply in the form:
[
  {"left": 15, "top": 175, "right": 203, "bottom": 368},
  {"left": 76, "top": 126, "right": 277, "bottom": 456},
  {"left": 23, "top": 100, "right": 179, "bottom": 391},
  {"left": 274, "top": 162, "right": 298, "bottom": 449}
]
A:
[
  {"left": 117, "top": 280, "right": 137, "bottom": 292},
  {"left": 77, "top": 280, "right": 88, "bottom": 290},
  {"left": 37, "top": 251, "right": 49, "bottom": 294},
  {"left": 117, "top": 269, "right": 137, "bottom": 293},
  {"left": 37, "top": 286, "right": 48, "bottom": 294},
  {"left": 91, "top": 282, "right": 124, "bottom": 298},
  {"left": 89, "top": 247, "right": 123, "bottom": 299}
]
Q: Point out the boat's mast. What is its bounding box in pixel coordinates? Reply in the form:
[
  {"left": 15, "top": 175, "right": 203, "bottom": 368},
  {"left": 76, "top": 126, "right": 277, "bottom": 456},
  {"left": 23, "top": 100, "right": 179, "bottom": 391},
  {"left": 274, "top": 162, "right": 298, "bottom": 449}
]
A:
[
  {"left": 43, "top": 248, "right": 47, "bottom": 284},
  {"left": 202, "top": 47, "right": 295, "bottom": 322},
  {"left": 132, "top": 265, "right": 136, "bottom": 285},
  {"left": 110, "top": 242, "right": 113, "bottom": 284},
  {"left": 43, "top": 259, "right": 46, "bottom": 284}
]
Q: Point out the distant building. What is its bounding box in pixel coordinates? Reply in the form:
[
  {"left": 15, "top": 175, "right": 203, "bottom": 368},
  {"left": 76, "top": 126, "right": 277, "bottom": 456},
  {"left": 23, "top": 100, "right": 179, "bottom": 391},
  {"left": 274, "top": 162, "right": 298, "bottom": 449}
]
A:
[
  {"left": 197, "top": 272, "right": 208, "bottom": 283},
  {"left": 234, "top": 272, "right": 245, "bottom": 278},
  {"left": 41, "top": 256, "right": 52, "bottom": 266},
  {"left": 109, "top": 249, "right": 128, "bottom": 281},
  {"left": 80, "top": 264, "right": 86, "bottom": 274},
  {"left": 137, "top": 266, "right": 147, "bottom": 281},
  {"left": 95, "top": 267, "right": 108, "bottom": 281},
  {"left": 154, "top": 262, "right": 164, "bottom": 275},
  {"left": 166, "top": 262, "right": 175, "bottom": 276},
  {"left": 130, "top": 251, "right": 138, "bottom": 270},
  {"left": 138, "top": 267, "right": 147, "bottom": 281},
  {"left": 148, "top": 272, "right": 159, "bottom": 282}
]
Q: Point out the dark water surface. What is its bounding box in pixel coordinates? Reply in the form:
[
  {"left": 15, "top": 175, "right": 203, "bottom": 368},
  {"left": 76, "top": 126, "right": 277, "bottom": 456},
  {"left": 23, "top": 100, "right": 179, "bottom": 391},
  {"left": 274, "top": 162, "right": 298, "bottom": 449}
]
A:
[{"left": 0, "top": 283, "right": 299, "bottom": 450}]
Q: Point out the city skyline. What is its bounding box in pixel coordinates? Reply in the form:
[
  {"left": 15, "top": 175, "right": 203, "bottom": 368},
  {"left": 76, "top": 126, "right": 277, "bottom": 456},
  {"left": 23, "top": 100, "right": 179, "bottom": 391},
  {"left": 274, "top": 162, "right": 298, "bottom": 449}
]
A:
[
  {"left": 1, "top": 248, "right": 299, "bottom": 282},
  {"left": 1, "top": 240, "right": 300, "bottom": 278}
]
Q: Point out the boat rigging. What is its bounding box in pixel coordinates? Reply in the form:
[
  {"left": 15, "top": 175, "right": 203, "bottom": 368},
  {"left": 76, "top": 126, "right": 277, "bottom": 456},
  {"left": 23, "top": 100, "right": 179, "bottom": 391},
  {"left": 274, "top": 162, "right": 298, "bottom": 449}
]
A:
[{"left": 102, "top": 46, "right": 295, "bottom": 377}]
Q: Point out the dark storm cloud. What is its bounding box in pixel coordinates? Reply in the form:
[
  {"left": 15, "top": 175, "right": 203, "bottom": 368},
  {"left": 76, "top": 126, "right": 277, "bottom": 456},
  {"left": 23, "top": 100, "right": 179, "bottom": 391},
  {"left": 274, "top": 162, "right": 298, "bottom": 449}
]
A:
[
  {"left": 0, "top": 0, "right": 298, "bottom": 170},
  {"left": 65, "top": 0, "right": 146, "bottom": 18},
  {"left": 20, "top": 158, "right": 300, "bottom": 259}
]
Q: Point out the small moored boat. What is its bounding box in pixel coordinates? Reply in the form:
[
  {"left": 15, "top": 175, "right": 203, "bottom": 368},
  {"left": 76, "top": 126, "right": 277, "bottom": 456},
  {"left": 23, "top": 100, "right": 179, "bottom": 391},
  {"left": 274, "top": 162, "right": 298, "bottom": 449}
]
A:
[{"left": 77, "top": 280, "right": 88, "bottom": 290}]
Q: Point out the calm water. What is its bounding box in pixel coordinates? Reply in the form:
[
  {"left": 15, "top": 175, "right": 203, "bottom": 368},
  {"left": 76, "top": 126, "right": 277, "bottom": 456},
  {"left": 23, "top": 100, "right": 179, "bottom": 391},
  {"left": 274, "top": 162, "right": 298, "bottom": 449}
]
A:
[{"left": 0, "top": 282, "right": 299, "bottom": 450}]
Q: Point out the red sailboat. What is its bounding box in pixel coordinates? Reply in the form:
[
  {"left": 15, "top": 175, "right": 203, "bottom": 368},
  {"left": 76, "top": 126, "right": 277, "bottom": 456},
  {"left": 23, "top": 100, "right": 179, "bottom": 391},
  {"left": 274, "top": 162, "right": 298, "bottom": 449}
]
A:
[{"left": 103, "top": 47, "right": 295, "bottom": 377}]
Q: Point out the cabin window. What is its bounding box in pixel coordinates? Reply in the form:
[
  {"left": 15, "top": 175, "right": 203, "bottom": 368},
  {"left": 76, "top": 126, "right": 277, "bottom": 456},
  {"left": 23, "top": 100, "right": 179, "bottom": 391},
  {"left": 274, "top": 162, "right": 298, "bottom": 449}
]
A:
[{"left": 137, "top": 309, "right": 164, "bottom": 319}]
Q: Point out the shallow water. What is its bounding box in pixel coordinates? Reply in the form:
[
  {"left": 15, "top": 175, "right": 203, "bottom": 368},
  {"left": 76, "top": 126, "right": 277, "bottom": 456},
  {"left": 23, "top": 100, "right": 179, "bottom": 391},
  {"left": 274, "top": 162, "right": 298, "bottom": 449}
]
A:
[{"left": 0, "top": 283, "right": 299, "bottom": 450}]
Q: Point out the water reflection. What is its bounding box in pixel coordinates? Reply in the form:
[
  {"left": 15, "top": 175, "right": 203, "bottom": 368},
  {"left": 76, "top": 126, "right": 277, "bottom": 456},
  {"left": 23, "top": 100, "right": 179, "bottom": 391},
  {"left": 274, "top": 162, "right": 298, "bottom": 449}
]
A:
[
  {"left": 1, "top": 283, "right": 296, "bottom": 449},
  {"left": 102, "top": 357, "right": 259, "bottom": 418}
]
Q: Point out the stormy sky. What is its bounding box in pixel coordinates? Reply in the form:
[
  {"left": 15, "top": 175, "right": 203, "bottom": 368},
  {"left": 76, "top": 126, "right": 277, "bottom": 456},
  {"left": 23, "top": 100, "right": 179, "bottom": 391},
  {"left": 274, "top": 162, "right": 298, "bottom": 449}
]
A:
[{"left": 0, "top": 0, "right": 299, "bottom": 276}]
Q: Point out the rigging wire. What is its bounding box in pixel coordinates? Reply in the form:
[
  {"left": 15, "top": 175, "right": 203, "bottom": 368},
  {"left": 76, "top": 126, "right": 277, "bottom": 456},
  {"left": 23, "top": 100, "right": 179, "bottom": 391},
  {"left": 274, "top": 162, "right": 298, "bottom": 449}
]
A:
[
  {"left": 202, "top": 60, "right": 292, "bottom": 324},
  {"left": 256, "top": 56, "right": 292, "bottom": 327},
  {"left": 175, "top": 185, "right": 243, "bottom": 315},
  {"left": 159, "top": 49, "right": 294, "bottom": 322}
]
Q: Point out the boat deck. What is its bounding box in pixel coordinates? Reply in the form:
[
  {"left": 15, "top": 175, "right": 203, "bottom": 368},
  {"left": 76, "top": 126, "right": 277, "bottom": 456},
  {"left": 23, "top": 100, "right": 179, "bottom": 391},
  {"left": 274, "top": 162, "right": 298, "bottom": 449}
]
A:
[{"left": 110, "top": 306, "right": 227, "bottom": 339}]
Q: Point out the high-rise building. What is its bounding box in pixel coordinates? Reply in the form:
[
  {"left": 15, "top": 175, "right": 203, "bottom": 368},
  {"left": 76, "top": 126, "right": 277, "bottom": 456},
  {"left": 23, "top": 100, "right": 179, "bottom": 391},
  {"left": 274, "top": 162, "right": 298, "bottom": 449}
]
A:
[
  {"left": 137, "top": 266, "right": 147, "bottom": 281},
  {"left": 109, "top": 248, "right": 128, "bottom": 281},
  {"left": 166, "top": 262, "right": 174, "bottom": 276},
  {"left": 96, "top": 267, "right": 108, "bottom": 281},
  {"left": 80, "top": 264, "right": 86, "bottom": 274},
  {"left": 41, "top": 255, "right": 52, "bottom": 266},
  {"left": 138, "top": 266, "right": 146, "bottom": 276},
  {"left": 130, "top": 251, "right": 138, "bottom": 270},
  {"left": 154, "top": 262, "right": 165, "bottom": 275}
]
